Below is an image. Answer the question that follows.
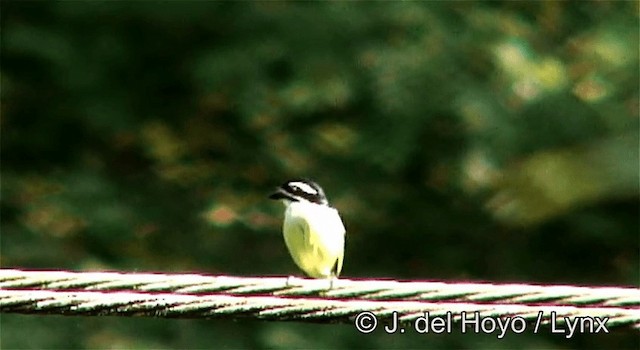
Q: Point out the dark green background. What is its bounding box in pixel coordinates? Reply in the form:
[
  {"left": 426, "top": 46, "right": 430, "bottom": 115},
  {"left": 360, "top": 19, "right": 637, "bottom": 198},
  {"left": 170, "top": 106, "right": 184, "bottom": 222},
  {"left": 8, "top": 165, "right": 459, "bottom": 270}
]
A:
[{"left": 1, "top": 2, "right": 638, "bottom": 349}]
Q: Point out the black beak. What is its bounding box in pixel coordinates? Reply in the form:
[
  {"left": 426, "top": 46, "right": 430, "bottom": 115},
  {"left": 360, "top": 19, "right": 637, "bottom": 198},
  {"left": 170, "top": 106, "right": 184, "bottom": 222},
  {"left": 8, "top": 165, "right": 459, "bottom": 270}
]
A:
[{"left": 268, "top": 188, "right": 291, "bottom": 200}]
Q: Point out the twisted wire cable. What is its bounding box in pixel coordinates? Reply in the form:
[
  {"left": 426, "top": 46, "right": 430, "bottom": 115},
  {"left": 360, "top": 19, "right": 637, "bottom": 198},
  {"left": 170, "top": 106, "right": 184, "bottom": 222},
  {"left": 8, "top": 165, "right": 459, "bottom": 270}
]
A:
[
  {"left": 1, "top": 269, "right": 638, "bottom": 307},
  {"left": 1, "top": 289, "right": 638, "bottom": 329}
]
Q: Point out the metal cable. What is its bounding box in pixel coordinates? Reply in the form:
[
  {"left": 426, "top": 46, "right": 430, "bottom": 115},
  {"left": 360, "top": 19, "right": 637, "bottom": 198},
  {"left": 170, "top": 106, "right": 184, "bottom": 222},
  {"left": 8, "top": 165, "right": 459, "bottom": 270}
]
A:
[
  {"left": 1, "top": 269, "right": 638, "bottom": 307},
  {"left": 2, "top": 289, "right": 638, "bottom": 329}
]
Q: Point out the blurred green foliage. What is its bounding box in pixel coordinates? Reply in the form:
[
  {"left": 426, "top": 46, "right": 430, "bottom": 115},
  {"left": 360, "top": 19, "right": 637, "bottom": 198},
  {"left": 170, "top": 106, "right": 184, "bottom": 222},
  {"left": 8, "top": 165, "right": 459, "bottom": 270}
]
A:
[{"left": 1, "top": 2, "right": 638, "bottom": 349}]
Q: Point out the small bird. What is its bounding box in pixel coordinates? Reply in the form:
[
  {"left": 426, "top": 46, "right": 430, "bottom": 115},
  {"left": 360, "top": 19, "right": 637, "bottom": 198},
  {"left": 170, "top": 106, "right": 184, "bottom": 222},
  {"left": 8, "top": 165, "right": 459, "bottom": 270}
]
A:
[{"left": 269, "top": 179, "right": 346, "bottom": 282}]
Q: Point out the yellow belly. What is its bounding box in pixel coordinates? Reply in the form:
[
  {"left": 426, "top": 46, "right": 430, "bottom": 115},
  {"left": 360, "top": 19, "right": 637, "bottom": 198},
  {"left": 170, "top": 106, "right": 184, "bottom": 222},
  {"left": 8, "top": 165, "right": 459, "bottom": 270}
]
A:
[
  {"left": 283, "top": 227, "right": 338, "bottom": 278},
  {"left": 282, "top": 203, "right": 345, "bottom": 278}
]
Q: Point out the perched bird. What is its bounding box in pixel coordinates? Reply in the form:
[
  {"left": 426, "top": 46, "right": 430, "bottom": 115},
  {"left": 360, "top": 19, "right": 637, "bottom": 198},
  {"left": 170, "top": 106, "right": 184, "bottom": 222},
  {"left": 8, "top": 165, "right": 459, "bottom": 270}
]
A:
[{"left": 269, "top": 179, "right": 346, "bottom": 281}]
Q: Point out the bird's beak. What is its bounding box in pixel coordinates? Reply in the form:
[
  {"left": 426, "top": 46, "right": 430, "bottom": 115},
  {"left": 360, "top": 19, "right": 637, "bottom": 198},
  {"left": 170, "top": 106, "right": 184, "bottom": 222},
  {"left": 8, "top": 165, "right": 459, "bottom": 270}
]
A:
[{"left": 268, "top": 188, "right": 291, "bottom": 200}]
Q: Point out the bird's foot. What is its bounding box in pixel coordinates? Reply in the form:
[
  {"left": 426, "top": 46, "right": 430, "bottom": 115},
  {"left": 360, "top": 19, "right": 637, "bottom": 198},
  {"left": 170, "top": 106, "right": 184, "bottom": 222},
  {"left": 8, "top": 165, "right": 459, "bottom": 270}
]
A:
[
  {"left": 285, "top": 275, "right": 300, "bottom": 287},
  {"left": 328, "top": 276, "right": 337, "bottom": 290}
]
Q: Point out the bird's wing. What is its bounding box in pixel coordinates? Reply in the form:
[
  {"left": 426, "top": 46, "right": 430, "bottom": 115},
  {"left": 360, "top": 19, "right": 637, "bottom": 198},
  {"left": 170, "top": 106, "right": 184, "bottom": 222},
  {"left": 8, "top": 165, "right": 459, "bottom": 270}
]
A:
[{"left": 333, "top": 249, "right": 344, "bottom": 277}]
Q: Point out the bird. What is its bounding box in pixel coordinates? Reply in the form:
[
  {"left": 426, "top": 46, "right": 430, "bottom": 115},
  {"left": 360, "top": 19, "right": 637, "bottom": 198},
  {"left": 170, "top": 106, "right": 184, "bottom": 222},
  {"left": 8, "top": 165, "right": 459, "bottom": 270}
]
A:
[{"left": 269, "top": 179, "right": 346, "bottom": 283}]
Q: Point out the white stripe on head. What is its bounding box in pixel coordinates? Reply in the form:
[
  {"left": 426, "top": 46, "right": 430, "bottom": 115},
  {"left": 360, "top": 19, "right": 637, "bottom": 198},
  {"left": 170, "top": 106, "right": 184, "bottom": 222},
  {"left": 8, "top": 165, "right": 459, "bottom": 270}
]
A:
[{"left": 289, "top": 181, "right": 318, "bottom": 195}]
